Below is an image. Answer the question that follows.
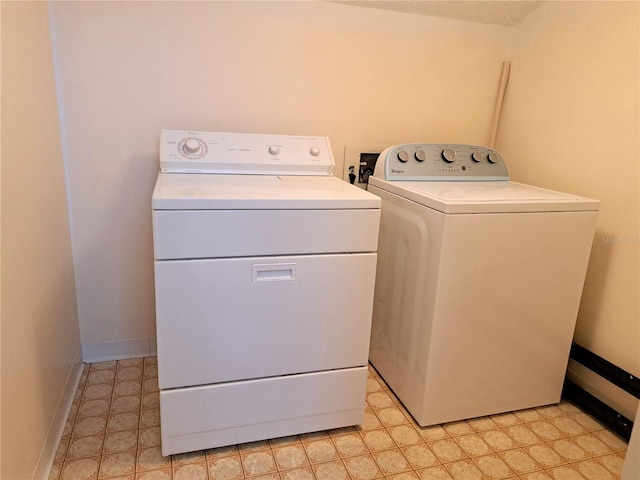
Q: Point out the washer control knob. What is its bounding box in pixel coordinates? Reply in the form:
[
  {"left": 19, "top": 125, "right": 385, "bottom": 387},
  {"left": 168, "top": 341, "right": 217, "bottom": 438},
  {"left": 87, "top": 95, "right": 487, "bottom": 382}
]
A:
[
  {"left": 309, "top": 146, "right": 321, "bottom": 156},
  {"left": 182, "top": 138, "right": 203, "bottom": 155},
  {"left": 471, "top": 151, "right": 483, "bottom": 163},
  {"left": 268, "top": 145, "right": 280, "bottom": 155},
  {"left": 397, "top": 151, "right": 409, "bottom": 163},
  {"left": 414, "top": 150, "right": 426, "bottom": 162},
  {"left": 487, "top": 152, "right": 499, "bottom": 163},
  {"left": 441, "top": 148, "right": 456, "bottom": 163}
]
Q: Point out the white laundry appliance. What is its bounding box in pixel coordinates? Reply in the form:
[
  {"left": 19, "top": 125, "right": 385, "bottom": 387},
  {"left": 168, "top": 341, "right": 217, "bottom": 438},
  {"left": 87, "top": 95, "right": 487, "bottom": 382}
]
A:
[
  {"left": 152, "top": 130, "right": 380, "bottom": 455},
  {"left": 367, "top": 143, "right": 599, "bottom": 427}
]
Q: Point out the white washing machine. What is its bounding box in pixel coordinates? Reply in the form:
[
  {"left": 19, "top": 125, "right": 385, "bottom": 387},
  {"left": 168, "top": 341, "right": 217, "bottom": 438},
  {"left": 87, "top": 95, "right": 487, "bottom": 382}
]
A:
[
  {"left": 152, "top": 130, "right": 380, "bottom": 455},
  {"left": 367, "top": 143, "right": 599, "bottom": 427}
]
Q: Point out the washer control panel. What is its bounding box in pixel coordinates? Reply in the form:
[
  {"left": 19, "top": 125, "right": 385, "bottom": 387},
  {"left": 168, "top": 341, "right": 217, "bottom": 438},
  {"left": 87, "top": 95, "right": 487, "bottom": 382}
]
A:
[
  {"left": 373, "top": 143, "right": 510, "bottom": 181},
  {"left": 160, "top": 129, "right": 334, "bottom": 175}
]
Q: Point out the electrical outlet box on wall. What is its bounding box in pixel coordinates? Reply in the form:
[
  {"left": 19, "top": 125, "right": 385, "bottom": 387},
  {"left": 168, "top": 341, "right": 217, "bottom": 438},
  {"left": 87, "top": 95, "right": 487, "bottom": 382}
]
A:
[{"left": 343, "top": 145, "right": 385, "bottom": 189}]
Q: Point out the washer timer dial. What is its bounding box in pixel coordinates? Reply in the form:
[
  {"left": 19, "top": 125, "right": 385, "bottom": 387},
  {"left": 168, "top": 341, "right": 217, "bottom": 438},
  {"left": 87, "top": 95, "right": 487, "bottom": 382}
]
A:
[
  {"left": 441, "top": 148, "right": 457, "bottom": 163},
  {"left": 397, "top": 151, "right": 409, "bottom": 163}
]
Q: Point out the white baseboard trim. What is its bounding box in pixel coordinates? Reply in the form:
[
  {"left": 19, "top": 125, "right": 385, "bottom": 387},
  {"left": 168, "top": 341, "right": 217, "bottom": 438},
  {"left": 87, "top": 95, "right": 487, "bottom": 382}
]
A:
[
  {"left": 35, "top": 347, "right": 84, "bottom": 480},
  {"left": 81, "top": 337, "right": 157, "bottom": 363}
]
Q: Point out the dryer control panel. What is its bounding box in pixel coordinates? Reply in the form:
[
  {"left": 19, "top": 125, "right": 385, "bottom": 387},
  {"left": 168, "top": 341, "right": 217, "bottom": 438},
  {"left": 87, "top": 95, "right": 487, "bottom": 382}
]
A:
[
  {"left": 373, "top": 143, "right": 510, "bottom": 181},
  {"left": 160, "top": 130, "right": 334, "bottom": 175}
]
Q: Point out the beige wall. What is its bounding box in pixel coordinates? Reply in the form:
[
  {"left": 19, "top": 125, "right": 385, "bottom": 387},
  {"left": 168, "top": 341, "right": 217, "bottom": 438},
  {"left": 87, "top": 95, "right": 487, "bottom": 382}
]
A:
[
  {"left": 497, "top": 1, "right": 639, "bottom": 415},
  {"left": 1, "top": 2, "right": 637, "bottom": 477},
  {"left": 49, "top": 1, "right": 511, "bottom": 352},
  {"left": 1, "top": 2, "right": 82, "bottom": 478}
]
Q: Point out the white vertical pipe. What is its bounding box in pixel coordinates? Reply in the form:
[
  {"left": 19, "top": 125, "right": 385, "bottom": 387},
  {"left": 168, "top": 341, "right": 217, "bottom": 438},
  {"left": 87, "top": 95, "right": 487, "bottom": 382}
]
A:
[{"left": 489, "top": 61, "right": 511, "bottom": 148}]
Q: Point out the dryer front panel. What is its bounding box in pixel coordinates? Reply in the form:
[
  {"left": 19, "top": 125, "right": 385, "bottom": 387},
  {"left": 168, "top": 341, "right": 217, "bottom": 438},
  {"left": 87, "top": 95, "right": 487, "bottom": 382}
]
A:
[
  {"left": 153, "top": 209, "right": 380, "bottom": 259},
  {"left": 155, "top": 253, "right": 377, "bottom": 389}
]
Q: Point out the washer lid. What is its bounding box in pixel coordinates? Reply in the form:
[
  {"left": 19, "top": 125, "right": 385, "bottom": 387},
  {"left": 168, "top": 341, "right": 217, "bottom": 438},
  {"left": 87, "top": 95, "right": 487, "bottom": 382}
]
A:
[
  {"left": 152, "top": 173, "right": 381, "bottom": 210},
  {"left": 368, "top": 178, "right": 599, "bottom": 214}
]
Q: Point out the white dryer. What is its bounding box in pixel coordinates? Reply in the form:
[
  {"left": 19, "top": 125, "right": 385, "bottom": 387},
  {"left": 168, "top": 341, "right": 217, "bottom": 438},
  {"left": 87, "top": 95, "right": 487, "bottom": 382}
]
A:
[
  {"left": 367, "top": 143, "right": 599, "bottom": 427},
  {"left": 152, "top": 130, "right": 380, "bottom": 455}
]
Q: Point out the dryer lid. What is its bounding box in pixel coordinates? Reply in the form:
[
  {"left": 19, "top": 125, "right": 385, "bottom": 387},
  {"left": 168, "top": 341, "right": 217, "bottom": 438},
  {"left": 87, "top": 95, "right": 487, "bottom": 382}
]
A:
[{"left": 152, "top": 173, "right": 381, "bottom": 210}]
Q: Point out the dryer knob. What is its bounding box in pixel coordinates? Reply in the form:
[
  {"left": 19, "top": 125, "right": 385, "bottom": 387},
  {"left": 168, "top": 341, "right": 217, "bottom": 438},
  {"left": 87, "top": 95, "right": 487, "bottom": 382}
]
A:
[
  {"left": 268, "top": 145, "right": 280, "bottom": 155},
  {"left": 487, "top": 152, "right": 499, "bottom": 163},
  {"left": 182, "top": 138, "right": 203, "bottom": 155},
  {"left": 415, "top": 150, "right": 426, "bottom": 162},
  {"left": 397, "top": 151, "right": 409, "bottom": 163},
  {"left": 441, "top": 148, "right": 456, "bottom": 163},
  {"left": 309, "top": 146, "right": 321, "bottom": 156}
]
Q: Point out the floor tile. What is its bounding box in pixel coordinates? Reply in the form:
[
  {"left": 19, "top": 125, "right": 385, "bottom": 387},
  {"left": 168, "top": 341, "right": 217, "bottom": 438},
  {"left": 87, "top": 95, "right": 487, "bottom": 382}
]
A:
[
  {"left": 502, "top": 424, "right": 540, "bottom": 447},
  {"left": 137, "top": 446, "right": 172, "bottom": 472},
  {"left": 570, "top": 413, "right": 605, "bottom": 432},
  {"left": 67, "top": 435, "right": 104, "bottom": 460},
  {"left": 51, "top": 358, "right": 629, "bottom": 480},
  {"left": 386, "top": 472, "right": 420, "bottom": 480},
  {"left": 241, "top": 450, "right": 277, "bottom": 476},
  {"left": 362, "top": 429, "right": 395, "bottom": 451},
  {"left": 442, "top": 421, "right": 473, "bottom": 437},
  {"left": 520, "top": 472, "right": 554, "bottom": 480},
  {"left": 136, "top": 467, "right": 173, "bottom": 479},
  {"left": 303, "top": 440, "right": 338, "bottom": 464},
  {"left": 454, "top": 434, "right": 492, "bottom": 457},
  {"left": 597, "top": 453, "right": 625, "bottom": 476},
  {"left": 79, "top": 398, "right": 111, "bottom": 418},
  {"left": 549, "top": 438, "right": 589, "bottom": 462},
  {"left": 280, "top": 467, "right": 312, "bottom": 480},
  {"left": 490, "top": 412, "right": 521, "bottom": 427},
  {"left": 173, "top": 462, "right": 208, "bottom": 480},
  {"left": 417, "top": 425, "right": 448, "bottom": 442},
  {"left": 273, "top": 445, "right": 309, "bottom": 471},
  {"left": 343, "top": 454, "right": 382, "bottom": 480},
  {"left": 367, "top": 391, "right": 396, "bottom": 409},
  {"left": 60, "top": 457, "right": 100, "bottom": 480},
  {"left": 312, "top": 461, "right": 349, "bottom": 480},
  {"left": 472, "top": 454, "right": 514, "bottom": 479},
  {"left": 525, "top": 444, "right": 564, "bottom": 468},
  {"left": 573, "top": 434, "right": 613, "bottom": 456},
  {"left": 361, "top": 409, "right": 383, "bottom": 430},
  {"left": 73, "top": 415, "right": 108, "bottom": 437},
  {"left": 572, "top": 459, "right": 616, "bottom": 480},
  {"left": 415, "top": 465, "right": 453, "bottom": 479},
  {"left": 99, "top": 450, "right": 136, "bottom": 478},
  {"left": 372, "top": 449, "right": 411, "bottom": 475},
  {"left": 466, "top": 416, "right": 498, "bottom": 432},
  {"left": 444, "top": 459, "right": 483, "bottom": 480},
  {"left": 480, "top": 428, "right": 517, "bottom": 451},
  {"left": 377, "top": 407, "right": 409, "bottom": 427},
  {"left": 595, "top": 429, "right": 629, "bottom": 451},
  {"left": 545, "top": 465, "right": 586, "bottom": 479},
  {"left": 104, "top": 429, "right": 138, "bottom": 454},
  {"left": 529, "top": 421, "right": 565, "bottom": 441},
  {"left": 402, "top": 444, "right": 439, "bottom": 469},
  {"left": 208, "top": 456, "right": 244, "bottom": 480},
  {"left": 388, "top": 425, "right": 422, "bottom": 446},
  {"left": 498, "top": 448, "right": 541, "bottom": 475},
  {"left": 172, "top": 450, "right": 207, "bottom": 466},
  {"left": 334, "top": 433, "right": 368, "bottom": 457}
]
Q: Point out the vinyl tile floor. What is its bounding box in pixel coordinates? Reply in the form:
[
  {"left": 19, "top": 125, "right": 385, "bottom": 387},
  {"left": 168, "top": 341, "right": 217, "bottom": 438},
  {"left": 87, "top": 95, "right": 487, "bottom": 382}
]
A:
[{"left": 50, "top": 357, "right": 628, "bottom": 480}]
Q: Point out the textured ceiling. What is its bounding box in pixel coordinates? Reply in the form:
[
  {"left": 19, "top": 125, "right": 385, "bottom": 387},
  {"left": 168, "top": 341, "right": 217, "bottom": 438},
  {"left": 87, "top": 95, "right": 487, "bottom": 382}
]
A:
[{"left": 331, "top": 1, "right": 545, "bottom": 26}]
